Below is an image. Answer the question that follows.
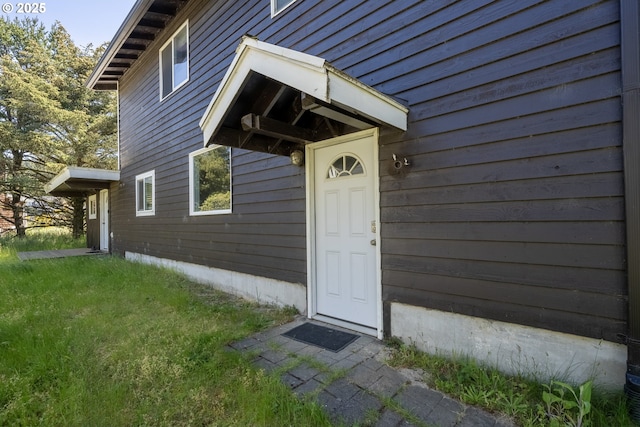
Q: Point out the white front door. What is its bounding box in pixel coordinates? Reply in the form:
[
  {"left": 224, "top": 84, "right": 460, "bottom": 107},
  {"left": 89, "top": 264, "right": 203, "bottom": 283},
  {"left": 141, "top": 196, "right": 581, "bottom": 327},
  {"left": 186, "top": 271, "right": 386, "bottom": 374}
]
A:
[
  {"left": 311, "top": 130, "right": 379, "bottom": 330},
  {"left": 99, "top": 190, "right": 109, "bottom": 252}
]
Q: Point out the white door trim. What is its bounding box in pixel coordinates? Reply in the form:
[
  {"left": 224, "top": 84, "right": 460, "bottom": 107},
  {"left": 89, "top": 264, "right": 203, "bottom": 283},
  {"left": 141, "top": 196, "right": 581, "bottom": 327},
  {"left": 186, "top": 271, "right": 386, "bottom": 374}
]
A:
[
  {"left": 305, "top": 128, "right": 382, "bottom": 338},
  {"left": 99, "top": 189, "right": 109, "bottom": 252}
]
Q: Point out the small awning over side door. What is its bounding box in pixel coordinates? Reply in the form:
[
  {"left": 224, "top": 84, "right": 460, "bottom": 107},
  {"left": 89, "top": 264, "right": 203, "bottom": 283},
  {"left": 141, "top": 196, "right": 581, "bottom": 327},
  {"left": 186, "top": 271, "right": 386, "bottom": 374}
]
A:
[
  {"left": 44, "top": 166, "right": 120, "bottom": 197},
  {"left": 199, "top": 37, "right": 408, "bottom": 157}
]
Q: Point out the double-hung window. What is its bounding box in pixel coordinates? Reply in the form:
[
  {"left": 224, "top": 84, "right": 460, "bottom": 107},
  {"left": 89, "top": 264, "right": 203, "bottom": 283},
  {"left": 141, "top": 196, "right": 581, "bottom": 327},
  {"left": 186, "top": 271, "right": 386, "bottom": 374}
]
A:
[
  {"left": 189, "top": 146, "right": 232, "bottom": 215},
  {"left": 160, "top": 21, "right": 189, "bottom": 99},
  {"left": 135, "top": 170, "right": 155, "bottom": 216}
]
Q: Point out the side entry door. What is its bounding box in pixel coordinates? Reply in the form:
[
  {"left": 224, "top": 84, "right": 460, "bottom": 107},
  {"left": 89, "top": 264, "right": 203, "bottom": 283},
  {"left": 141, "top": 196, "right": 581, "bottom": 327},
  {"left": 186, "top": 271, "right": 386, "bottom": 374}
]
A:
[{"left": 314, "top": 132, "right": 378, "bottom": 328}]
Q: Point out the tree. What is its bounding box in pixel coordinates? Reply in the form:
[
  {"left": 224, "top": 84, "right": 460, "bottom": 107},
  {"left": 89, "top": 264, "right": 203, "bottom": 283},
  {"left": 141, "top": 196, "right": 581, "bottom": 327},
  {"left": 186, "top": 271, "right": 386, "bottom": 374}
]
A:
[
  {"left": 194, "top": 147, "right": 231, "bottom": 211},
  {"left": 0, "top": 17, "right": 117, "bottom": 238},
  {"left": 0, "top": 17, "right": 58, "bottom": 237},
  {"left": 43, "top": 25, "right": 117, "bottom": 238}
]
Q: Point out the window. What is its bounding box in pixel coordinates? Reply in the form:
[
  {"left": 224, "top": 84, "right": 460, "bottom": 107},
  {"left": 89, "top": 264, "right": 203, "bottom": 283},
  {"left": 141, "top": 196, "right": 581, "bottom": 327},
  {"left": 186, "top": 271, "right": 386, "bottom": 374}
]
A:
[
  {"left": 189, "top": 146, "right": 232, "bottom": 215},
  {"left": 135, "top": 170, "right": 155, "bottom": 216},
  {"left": 159, "top": 21, "right": 189, "bottom": 99},
  {"left": 88, "top": 195, "right": 97, "bottom": 220},
  {"left": 327, "top": 154, "right": 365, "bottom": 179},
  {"left": 271, "top": 0, "right": 296, "bottom": 16}
]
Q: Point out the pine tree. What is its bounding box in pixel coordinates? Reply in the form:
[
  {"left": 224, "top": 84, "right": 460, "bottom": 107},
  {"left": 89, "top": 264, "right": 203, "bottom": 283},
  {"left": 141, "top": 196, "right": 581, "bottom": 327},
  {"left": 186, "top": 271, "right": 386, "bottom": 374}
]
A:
[{"left": 0, "top": 17, "right": 117, "bottom": 237}]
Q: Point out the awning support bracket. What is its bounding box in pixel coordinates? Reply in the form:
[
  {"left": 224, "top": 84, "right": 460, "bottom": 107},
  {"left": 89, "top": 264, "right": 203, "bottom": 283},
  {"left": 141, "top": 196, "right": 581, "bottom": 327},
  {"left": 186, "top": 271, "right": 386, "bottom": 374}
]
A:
[{"left": 241, "top": 113, "right": 318, "bottom": 144}]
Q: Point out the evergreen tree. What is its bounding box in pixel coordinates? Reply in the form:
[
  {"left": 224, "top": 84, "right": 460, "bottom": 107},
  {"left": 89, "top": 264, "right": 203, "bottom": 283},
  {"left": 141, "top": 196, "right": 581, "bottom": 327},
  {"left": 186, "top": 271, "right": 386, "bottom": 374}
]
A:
[{"left": 0, "top": 17, "right": 117, "bottom": 237}]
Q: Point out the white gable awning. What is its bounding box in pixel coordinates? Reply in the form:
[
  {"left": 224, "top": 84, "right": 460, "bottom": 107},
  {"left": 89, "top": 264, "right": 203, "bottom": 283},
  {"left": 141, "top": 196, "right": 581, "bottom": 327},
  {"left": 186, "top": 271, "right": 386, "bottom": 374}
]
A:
[
  {"left": 199, "top": 37, "right": 408, "bottom": 156},
  {"left": 44, "top": 166, "right": 120, "bottom": 197}
]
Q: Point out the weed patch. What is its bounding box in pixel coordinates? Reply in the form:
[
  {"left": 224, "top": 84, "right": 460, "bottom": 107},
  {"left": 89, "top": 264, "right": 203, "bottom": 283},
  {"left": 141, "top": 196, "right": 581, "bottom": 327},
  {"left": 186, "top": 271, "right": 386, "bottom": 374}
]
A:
[{"left": 385, "top": 340, "right": 634, "bottom": 426}]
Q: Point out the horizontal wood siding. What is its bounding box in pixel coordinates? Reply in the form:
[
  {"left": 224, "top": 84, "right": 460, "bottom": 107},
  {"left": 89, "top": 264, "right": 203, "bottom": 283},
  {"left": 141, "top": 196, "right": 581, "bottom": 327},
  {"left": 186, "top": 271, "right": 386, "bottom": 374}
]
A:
[
  {"left": 86, "top": 197, "right": 99, "bottom": 250},
  {"left": 114, "top": 0, "right": 625, "bottom": 341},
  {"left": 372, "top": 0, "right": 625, "bottom": 342},
  {"left": 115, "top": 0, "right": 306, "bottom": 283}
]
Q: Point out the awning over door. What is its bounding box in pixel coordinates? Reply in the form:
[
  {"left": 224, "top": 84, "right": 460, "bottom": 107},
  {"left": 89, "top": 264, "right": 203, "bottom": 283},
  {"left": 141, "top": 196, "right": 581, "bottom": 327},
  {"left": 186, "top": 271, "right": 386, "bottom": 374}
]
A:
[
  {"left": 44, "top": 166, "right": 120, "bottom": 197},
  {"left": 199, "top": 37, "right": 408, "bottom": 157}
]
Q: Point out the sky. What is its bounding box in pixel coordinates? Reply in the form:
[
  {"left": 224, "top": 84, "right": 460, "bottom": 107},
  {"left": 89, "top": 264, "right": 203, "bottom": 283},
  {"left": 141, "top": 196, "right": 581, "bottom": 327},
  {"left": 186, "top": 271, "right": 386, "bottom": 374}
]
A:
[{"left": 1, "top": 0, "right": 138, "bottom": 47}]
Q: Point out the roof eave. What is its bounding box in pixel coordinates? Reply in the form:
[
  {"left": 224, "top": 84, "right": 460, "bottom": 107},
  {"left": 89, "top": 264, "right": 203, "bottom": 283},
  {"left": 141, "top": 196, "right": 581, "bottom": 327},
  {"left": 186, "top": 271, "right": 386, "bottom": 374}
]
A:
[{"left": 86, "top": 0, "right": 155, "bottom": 90}]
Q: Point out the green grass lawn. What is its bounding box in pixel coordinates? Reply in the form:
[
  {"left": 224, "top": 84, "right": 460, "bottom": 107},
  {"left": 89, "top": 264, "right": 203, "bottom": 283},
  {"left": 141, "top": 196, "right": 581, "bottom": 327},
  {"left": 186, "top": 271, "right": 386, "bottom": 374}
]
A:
[
  {"left": 0, "top": 229, "right": 330, "bottom": 426},
  {"left": 2, "top": 229, "right": 636, "bottom": 426}
]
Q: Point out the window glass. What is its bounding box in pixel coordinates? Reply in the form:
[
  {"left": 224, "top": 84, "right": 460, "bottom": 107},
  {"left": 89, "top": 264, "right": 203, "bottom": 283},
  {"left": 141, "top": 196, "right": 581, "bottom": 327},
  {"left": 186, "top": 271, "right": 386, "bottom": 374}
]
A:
[
  {"left": 137, "top": 179, "right": 144, "bottom": 209},
  {"left": 327, "top": 154, "right": 364, "bottom": 179},
  {"left": 173, "top": 26, "right": 188, "bottom": 86},
  {"left": 272, "top": 0, "right": 296, "bottom": 16},
  {"left": 190, "top": 146, "right": 231, "bottom": 215},
  {"left": 161, "top": 45, "right": 173, "bottom": 98},
  {"left": 135, "top": 171, "right": 155, "bottom": 216},
  {"left": 160, "top": 21, "right": 189, "bottom": 99},
  {"left": 143, "top": 176, "right": 153, "bottom": 211},
  {"left": 88, "top": 195, "right": 97, "bottom": 220}
]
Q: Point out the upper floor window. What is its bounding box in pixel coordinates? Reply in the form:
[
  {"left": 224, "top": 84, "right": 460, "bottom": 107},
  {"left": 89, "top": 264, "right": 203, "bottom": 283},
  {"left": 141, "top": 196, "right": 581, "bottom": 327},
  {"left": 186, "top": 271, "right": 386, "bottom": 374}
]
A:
[
  {"left": 271, "top": 0, "right": 296, "bottom": 16},
  {"left": 135, "top": 170, "right": 155, "bottom": 216},
  {"left": 189, "top": 146, "right": 232, "bottom": 215},
  {"left": 159, "top": 21, "right": 189, "bottom": 100}
]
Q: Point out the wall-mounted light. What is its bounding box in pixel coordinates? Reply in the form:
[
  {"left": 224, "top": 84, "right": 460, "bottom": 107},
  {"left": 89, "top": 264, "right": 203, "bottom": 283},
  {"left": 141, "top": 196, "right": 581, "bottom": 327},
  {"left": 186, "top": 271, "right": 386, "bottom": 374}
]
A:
[
  {"left": 290, "top": 150, "right": 304, "bottom": 166},
  {"left": 388, "top": 153, "right": 411, "bottom": 177},
  {"left": 392, "top": 153, "right": 409, "bottom": 170}
]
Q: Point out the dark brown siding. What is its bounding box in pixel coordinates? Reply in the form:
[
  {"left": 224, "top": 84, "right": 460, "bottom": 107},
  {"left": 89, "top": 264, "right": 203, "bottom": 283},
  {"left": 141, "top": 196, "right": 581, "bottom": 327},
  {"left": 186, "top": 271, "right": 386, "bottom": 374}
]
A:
[
  {"left": 86, "top": 192, "right": 99, "bottom": 250},
  {"left": 621, "top": 0, "right": 640, "bottom": 364},
  {"left": 374, "top": 0, "right": 625, "bottom": 342},
  {"left": 115, "top": 0, "right": 308, "bottom": 284},
  {"left": 86, "top": 216, "right": 99, "bottom": 249},
  {"left": 114, "top": 0, "right": 626, "bottom": 341}
]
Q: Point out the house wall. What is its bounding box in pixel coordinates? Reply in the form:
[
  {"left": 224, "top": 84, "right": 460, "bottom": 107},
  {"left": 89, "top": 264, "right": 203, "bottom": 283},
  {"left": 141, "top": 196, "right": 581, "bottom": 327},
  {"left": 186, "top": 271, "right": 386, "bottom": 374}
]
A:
[
  {"left": 114, "top": 0, "right": 307, "bottom": 285},
  {"left": 376, "top": 0, "right": 625, "bottom": 344},
  {"left": 86, "top": 206, "right": 99, "bottom": 250},
  {"left": 113, "top": 0, "right": 625, "bottom": 351}
]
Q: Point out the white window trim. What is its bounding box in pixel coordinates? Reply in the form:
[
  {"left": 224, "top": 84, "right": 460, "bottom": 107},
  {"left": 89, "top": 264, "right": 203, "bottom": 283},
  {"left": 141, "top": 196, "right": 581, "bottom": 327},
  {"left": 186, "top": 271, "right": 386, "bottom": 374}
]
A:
[
  {"left": 159, "top": 20, "right": 189, "bottom": 101},
  {"left": 189, "top": 145, "right": 232, "bottom": 216},
  {"left": 88, "top": 195, "right": 97, "bottom": 220},
  {"left": 271, "top": 0, "right": 296, "bottom": 17},
  {"left": 135, "top": 170, "right": 156, "bottom": 217}
]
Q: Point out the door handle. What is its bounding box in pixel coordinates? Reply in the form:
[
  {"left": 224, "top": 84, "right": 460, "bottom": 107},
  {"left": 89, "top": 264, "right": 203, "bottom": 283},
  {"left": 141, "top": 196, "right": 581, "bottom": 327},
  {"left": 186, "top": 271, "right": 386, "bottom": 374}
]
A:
[{"left": 370, "top": 239, "right": 376, "bottom": 246}]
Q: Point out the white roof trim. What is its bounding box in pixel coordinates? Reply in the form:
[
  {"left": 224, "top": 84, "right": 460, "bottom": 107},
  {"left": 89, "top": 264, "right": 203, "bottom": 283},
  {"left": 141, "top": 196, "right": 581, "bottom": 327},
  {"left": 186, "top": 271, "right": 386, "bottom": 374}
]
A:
[
  {"left": 44, "top": 166, "right": 120, "bottom": 194},
  {"left": 199, "top": 37, "right": 408, "bottom": 145}
]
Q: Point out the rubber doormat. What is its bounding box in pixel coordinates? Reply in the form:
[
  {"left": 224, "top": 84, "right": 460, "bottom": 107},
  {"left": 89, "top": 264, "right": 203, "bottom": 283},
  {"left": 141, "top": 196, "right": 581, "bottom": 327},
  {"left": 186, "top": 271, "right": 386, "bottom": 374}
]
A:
[{"left": 282, "top": 322, "right": 359, "bottom": 352}]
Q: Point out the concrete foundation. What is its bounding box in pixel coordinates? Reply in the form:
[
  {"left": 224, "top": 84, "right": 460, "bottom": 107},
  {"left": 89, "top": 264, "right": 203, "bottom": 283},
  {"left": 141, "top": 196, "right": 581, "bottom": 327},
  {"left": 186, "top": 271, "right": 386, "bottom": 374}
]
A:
[
  {"left": 390, "top": 302, "right": 626, "bottom": 389},
  {"left": 125, "top": 252, "right": 307, "bottom": 313}
]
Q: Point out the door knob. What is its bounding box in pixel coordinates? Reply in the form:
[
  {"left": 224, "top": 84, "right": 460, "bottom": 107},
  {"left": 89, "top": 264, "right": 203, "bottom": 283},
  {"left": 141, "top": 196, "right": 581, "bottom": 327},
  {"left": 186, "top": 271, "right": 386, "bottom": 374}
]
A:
[{"left": 370, "top": 239, "right": 376, "bottom": 246}]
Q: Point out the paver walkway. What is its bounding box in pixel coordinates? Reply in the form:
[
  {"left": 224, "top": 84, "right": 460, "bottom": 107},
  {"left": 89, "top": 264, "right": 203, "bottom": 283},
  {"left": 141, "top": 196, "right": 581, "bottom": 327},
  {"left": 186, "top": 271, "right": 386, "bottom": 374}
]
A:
[
  {"left": 17, "top": 248, "right": 106, "bottom": 261},
  {"left": 229, "top": 317, "right": 516, "bottom": 427}
]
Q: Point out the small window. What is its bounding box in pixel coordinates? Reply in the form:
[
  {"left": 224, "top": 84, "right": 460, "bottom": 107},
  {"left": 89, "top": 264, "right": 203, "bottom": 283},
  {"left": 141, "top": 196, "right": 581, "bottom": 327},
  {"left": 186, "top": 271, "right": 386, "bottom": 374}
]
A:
[
  {"left": 88, "top": 195, "right": 97, "bottom": 220},
  {"left": 135, "top": 170, "right": 155, "bottom": 216},
  {"left": 271, "top": 0, "right": 296, "bottom": 16},
  {"left": 189, "top": 146, "right": 232, "bottom": 215},
  {"left": 327, "top": 154, "right": 365, "bottom": 179},
  {"left": 159, "top": 21, "right": 189, "bottom": 99}
]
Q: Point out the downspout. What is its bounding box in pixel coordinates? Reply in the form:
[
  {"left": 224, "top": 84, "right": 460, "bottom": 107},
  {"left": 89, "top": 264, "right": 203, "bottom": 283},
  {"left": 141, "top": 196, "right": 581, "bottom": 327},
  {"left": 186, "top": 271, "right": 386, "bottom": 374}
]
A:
[{"left": 621, "top": 0, "right": 640, "bottom": 422}]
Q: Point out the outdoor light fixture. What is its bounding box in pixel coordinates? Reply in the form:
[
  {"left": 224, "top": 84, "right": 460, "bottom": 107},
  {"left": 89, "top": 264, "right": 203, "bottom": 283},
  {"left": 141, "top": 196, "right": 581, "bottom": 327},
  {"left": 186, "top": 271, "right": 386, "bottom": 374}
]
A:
[
  {"left": 290, "top": 150, "right": 304, "bottom": 166},
  {"left": 392, "top": 153, "right": 409, "bottom": 170},
  {"left": 388, "top": 153, "right": 411, "bottom": 177}
]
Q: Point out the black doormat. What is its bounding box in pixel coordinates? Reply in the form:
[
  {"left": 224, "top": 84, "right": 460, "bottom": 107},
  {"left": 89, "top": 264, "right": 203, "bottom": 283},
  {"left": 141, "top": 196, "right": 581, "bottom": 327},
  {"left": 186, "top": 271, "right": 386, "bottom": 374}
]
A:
[{"left": 282, "top": 322, "right": 359, "bottom": 352}]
